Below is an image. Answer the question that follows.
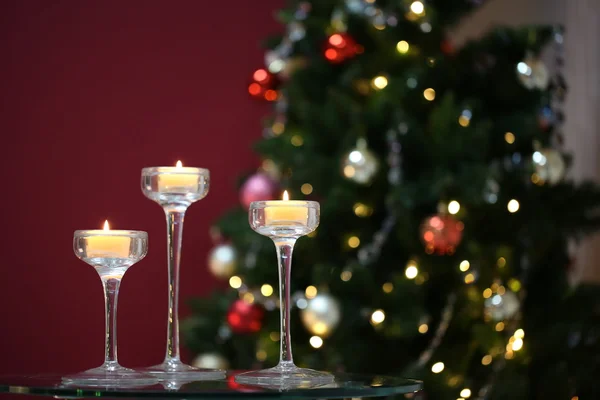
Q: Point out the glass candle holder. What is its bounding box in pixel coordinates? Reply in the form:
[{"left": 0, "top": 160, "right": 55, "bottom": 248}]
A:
[
  {"left": 63, "top": 228, "right": 157, "bottom": 387},
  {"left": 141, "top": 164, "right": 224, "bottom": 381},
  {"left": 235, "top": 199, "right": 334, "bottom": 387}
]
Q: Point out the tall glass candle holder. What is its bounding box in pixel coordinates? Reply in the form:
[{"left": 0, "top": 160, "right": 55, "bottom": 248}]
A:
[
  {"left": 63, "top": 223, "right": 157, "bottom": 387},
  {"left": 235, "top": 193, "right": 334, "bottom": 386},
  {"left": 141, "top": 163, "right": 224, "bottom": 380}
]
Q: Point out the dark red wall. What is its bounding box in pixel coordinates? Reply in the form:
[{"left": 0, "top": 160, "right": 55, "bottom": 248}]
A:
[{"left": 0, "top": 0, "right": 282, "bottom": 374}]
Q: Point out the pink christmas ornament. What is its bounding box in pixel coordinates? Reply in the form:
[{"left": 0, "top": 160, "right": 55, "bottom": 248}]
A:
[{"left": 239, "top": 173, "right": 277, "bottom": 209}]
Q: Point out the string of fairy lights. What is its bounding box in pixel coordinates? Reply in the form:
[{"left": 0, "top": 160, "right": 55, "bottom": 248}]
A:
[{"left": 204, "top": 1, "right": 571, "bottom": 398}]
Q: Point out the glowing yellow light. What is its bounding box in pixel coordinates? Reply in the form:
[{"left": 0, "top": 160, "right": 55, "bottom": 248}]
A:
[
  {"left": 531, "top": 173, "right": 542, "bottom": 185},
  {"left": 491, "top": 282, "right": 499, "bottom": 291},
  {"left": 291, "top": 135, "right": 304, "bottom": 146},
  {"left": 512, "top": 337, "right": 524, "bottom": 351},
  {"left": 176, "top": 160, "right": 183, "bottom": 168},
  {"left": 348, "top": 236, "right": 361, "bottom": 248},
  {"left": 256, "top": 349, "right": 267, "bottom": 361},
  {"left": 483, "top": 288, "right": 493, "bottom": 298},
  {"left": 229, "top": 276, "right": 242, "bottom": 289},
  {"left": 497, "top": 286, "right": 506, "bottom": 295},
  {"left": 460, "top": 389, "right": 472, "bottom": 398},
  {"left": 410, "top": 1, "right": 425, "bottom": 15},
  {"left": 243, "top": 292, "right": 255, "bottom": 303},
  {"left": 458, "top": 115, "right": 470, "bottom": 127},
  {"left": 272, "top": 122, "right": 285, "bottom": 135},
  {"left": 353, "top": 203, "right": 373, "bottom": 217},
  {"left": 514, "top": 329, "right": 525, "bottom": 339},
  {"left": 405, "top": 265, "right": 418, "bottom": 279},
  {"left": 309, "top": 335, "right": 323, "bottom": 348},
  {"left": 448, "top": 200, "right": 460, "bottom": 215},
  {"left": 340, "top": 270, "right": 353, "bottom": 281},
  {"left": 269, "top": 332, "right": 279, "bottom": 341},
  {"left": 382, "top": 282, "right": 394, "bottom": 293},
  {"left": 261, "top": 284, "right": 274, "bottom": 297},
  {"left": 423, "top": 88, "right": 436, "bottom": 101},
  {"left": 497, "top": 257, "right": 506, "bottom": 268},
  {"left": 312, "top": 322, "right": 328, "bottom": 335},
  {"left": 459, "top": 260, "right": 470, "bottom": 272},
  {"left": 572, "top": 396, "right": 579, "bottom": 400},
  {"left": 344, "top": 165, "right": 356, "bottom": 178},
  {"left": 482, "top": 355, "right": 492, "bottom": 365},
  {"left": 504, "top": 132, "right": 515, "bottom": 144},
  {"left": 396, "top": 40, "right": 410, "bottom": 54},
  {"left": 509, "top": 279, "right": 522, "bottom": 292},
  {"left": 505, "top": 350, "right": 514, "bottom": 359},
  {"left": 418, "top": 324, "right": 429, "bottom": 334},
  {"left": 464, "top": 273, "right": 475, "bottom": 284},
  {"left": 372, "top": 75, "right": 388, "bottom": 90},
  {"left": 301, "top": 183, "right": 313, "bottom": 195},
  {"left": 305, "top": 285, "right": 318, "bottom": 299},
  {"left": 507, "top": 199, "right": 520, "bottom": 213},
  {"left": 431, "top": 362, "right": 445, "bottom": 373},
  {"left": 371, "top": 309, "right": 386, "bottom": 324},
  {"left": 495, "top": 322, "right": 505, "bottom": 332}
]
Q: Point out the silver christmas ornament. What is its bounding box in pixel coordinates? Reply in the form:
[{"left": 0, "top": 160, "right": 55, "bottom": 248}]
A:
[
  {"left": 300, "top": 293, "right": 342, "bottom": 337},
  {"left": 208, "top": 244, "right": 237, "bottom": 279},
  {"left": 532, "top": 148, "right": 566, "bottom": 185},
  {"left": 516, "top": 57, "right": 550, "bottom": 90},
  {"left": 484, "top": 291, "right": 519, "bottom": 321},
  {"left": 191, "top": 353, "right": 229, "bottom": 370},
  {"left": 342, "top": 138, "right": 379, "bottom": 184}
]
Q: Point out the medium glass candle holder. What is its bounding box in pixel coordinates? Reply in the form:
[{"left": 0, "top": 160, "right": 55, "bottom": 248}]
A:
[
  {"left": 235, "top": 198, "right": 334, "bottom": 387},
  {"left": 141, "top": 164, "right": 224, "bottom": 380},
  {"left": 63, "top": 227, "right": 157, "bottom": 387}
]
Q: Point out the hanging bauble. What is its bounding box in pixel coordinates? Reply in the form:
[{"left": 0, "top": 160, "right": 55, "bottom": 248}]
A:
[
  {"left": 324, "top": 33, "right": 361, "bottom": 64},
  {"left": 240, "top": 173, "right": 278, "bottom": 209},
  {"left": 248, "top": 68, "right": 279, "bottom": 101},
  {"left": 227, "top": 299, "right": 265, "bottom": 335},
  {"left": 300, "top": 293, "right": 342, "bottom": 337},
  {"left": 484, "top": 290, "right": 520, "bottom": 321},
  {"left": 532, "top": 148, "right": 566, "bottom": 185},
  {"left": 191, "top": 352, "right": 229, "bottom": 370},
  {"left": 341, "top": 138, "right": 379, "bottom": 184},
  {"left": 208, "top": 244, "right": 237, "bottom": 279},
  {"left": 420, "top": 214, "right": 464, "bottom": 255},
  {"left": 516, "top": 57, "right": 549, "bottom": 90}
]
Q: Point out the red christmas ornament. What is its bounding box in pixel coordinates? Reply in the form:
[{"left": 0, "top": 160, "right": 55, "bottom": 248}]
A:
[
  {"left": 227, "top": 299, "right": 265, "bottom": 334},
  {"left": 420, "top": 214, "right": 464, "bottom": 255},
  {"left": 248, "top": 68, "right": 278, "bottom": 101},
  {"left": 240, "top": 172, "right": 278, "bottom": 209},
  {"left": 324, "top": 33, "right": 362, "bottom": 64}
]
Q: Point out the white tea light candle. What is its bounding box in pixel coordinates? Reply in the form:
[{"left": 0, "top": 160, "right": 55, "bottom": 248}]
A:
[
  {"left": 157, "top": 161, "right": 200, "bottom": 192},
  {"left": 85, "top": 220, "right": 132, "bottom": 258},
  {"left": 264, "top": 191, "right": 309, "bottom": 225}
]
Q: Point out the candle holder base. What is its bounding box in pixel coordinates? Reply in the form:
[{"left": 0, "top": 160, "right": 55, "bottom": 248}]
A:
[
  {"left": 235, "top": 363, "right": 334, "bottom": 388},
  {"left": 62, "top": 364, "right": 158, "bottom": 388},
  {"left": 143, "top": 360, "right": 225, "bottom": 381}
]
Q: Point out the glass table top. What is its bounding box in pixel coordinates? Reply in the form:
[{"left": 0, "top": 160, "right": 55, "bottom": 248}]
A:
[{"left": 0, "top": 371, "right": 422, "bottom": 399}]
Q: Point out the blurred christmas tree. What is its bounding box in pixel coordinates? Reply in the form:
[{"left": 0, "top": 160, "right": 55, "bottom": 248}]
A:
[{"left": 183, "top": 0, "right": 600, "bottom": 398}]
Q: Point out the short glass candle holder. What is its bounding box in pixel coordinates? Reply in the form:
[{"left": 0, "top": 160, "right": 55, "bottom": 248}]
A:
[
  {"left": 141, "top": 165, "right": 224, "bottom": 381},
  {"left": 63, "top": 229, "right": 157, "bottom": 387},
  {"left": 235, "top": 200, "right": 334, "bottom": 387}
]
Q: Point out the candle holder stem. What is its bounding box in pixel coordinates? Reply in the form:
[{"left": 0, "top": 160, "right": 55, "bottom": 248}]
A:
[
  {"left": 275, "top": 238, "right": 296, "bottom": 367},
  {"left": 164, "top": 208, "right": 185, "bottom": 364},
  {"left": 102, "top": 277, "right": 121, "bottom": 366}
]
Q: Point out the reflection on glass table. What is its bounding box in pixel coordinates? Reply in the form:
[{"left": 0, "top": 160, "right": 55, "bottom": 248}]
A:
[{"left": 0, "top": 372, "right": 422, "bottom": 399}]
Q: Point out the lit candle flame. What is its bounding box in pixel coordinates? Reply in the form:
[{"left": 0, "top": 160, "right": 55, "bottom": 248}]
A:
[
  {"left": 103, "top": 220, "right": 110, "bottom": 231},
  {"left": 176, "top": 160, "right": 183, "bottom": 168},
  {"left": 283, "top": 190, "right": 289, "bottom": 201}
]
